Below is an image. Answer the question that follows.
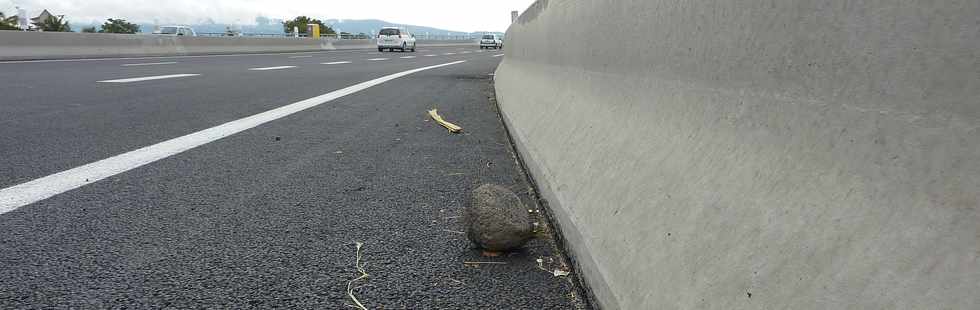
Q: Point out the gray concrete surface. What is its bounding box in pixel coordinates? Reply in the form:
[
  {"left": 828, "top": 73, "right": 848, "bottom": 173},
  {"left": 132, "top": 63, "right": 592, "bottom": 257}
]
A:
[
  {"left": 495, "top": 0, "right": 979, "bottom": 309},
  {"left": 0, "top": 31, "right": 476, "bottom": 60},
  {"left": 0, "top": 47, "right": 588, "bottom": 308}
]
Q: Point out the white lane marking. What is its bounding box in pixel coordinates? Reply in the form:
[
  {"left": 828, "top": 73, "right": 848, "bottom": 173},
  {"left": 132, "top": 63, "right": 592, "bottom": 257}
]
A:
[
  {"left": 493, "top": 54, "right": 505, "bottom": 57},
  {"left": 322, "top": 61, "right": 352, "bottom": 65},
  {"left": 424, "top": 54, "right": 437, "bottom": 57},
  {"left": 461, "top": 51, "right": 472, "bottom": 54},
  {"left": 443, "top": 53, "right": 456, "bottom": 55},
  {"left": 121, "top": 62, "right": 178, "bottom": 67},
  {"left": 289, "top": 55, "right": 313, "bottom": 58},
  {"left": 249, "top": 66, "right": 296, "bottom": 71},
  {"left": 476, "top": 50, "right": 485, "bottom": 53},
  {"left": 97, "top": 74, "right": 200, "bottom": 83},
  {"left": 400, "top": 56, "right": 416, "bottom": 59},
  {"left": 367, "top": 58, "right": 389, "bottom": 61},
  {"left": 0, "top": 60, "right": 467, "bottom": 214}
]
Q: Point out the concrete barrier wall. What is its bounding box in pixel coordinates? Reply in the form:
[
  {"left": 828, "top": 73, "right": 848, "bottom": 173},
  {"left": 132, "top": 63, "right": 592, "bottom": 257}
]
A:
[
  {"left": 495, "top": 1, "right": 978, "bottom": 309},
  {"left": 0, "top": 31, "right": 477, "bottom": 60}
]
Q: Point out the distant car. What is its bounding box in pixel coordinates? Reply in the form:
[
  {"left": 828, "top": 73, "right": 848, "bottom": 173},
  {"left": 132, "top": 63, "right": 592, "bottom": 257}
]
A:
[
  {"left": 153, "top": 26, "right": 196, "bottom": 37},
  {"left": 377, "top": 27, "right": 416, "bottom": 52},
  {"left": 480, "top": 34, "right": 503, "bottom": 49}
]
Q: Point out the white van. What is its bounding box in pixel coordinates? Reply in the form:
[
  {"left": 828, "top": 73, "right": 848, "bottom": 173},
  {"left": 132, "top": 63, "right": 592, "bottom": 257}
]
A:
[
  {"left": 377, "top": 27, "right": 416, "bottom": 52},
  {"left": 480, "top": 34, "right": 503, "bottom": 49}
]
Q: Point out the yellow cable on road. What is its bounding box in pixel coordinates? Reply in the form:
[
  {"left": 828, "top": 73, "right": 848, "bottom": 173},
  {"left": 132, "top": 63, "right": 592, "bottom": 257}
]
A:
[{"left": 428, "top": 109, "right": 463, "bottom": 133}]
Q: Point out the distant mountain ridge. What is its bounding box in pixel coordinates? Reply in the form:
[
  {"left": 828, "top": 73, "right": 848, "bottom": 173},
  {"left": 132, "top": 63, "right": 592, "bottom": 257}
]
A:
[{"left": 324, "top": 19, "right": 482, "bottom": 36}]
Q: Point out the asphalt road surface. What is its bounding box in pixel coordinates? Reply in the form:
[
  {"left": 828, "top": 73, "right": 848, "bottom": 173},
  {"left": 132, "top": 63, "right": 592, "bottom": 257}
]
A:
[{"left": 0, "top": 47, "right": 589, "bottom": 308}]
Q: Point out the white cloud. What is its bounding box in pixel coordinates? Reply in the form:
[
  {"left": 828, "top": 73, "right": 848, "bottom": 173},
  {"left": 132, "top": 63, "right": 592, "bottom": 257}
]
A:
[{"left": 3, "top": 0, "right": 535, "bottom": 32}]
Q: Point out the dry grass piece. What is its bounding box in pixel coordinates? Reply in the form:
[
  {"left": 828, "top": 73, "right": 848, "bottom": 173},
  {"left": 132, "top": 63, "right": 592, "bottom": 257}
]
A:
[
  {"left": 346, "top": 242, "right": 369, "bottom": 310},
  {"left": 428, "top": 109, "right": 463, "bottom": 133}
]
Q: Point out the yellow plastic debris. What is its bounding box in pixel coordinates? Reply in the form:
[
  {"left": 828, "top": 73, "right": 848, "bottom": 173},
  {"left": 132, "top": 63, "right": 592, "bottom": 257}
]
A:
[{"left": 428, "top": 109, "right": 463, "bottom": 133}]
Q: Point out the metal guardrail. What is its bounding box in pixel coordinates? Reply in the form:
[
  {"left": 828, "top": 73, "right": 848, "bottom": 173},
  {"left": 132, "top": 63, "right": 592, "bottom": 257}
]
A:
[
  {"left": 3, "top": 30, "right": 483, "bottom": 40},
  {"left": 197, "top": 32, "right": 309, "bottom": 38},
  {"left": 195, "top": 32, "right": 480, "bottom": 40},
  {"left": 411, "top": 34, "right": 482, "bottom": 40}
]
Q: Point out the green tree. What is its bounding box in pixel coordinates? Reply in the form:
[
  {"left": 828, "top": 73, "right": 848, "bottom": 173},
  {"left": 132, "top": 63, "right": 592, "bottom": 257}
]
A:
[
  {"left": 34, "top": 15, "right": 71, "bottom": 32},
  {"left": 81, "top": 26, "right": 97, "bottom": 33},
  {"left": 0, "top": 11, "right": 20, "bottom": 30},
  {"left": 282, "top": 16, "right": 335, "bottom": 35},
  {"left": 98, "top": 18, "right": 139, "bottom": 34}
]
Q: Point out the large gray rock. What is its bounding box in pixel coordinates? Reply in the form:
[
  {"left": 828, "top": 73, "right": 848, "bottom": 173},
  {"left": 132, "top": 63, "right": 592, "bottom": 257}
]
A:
[{"left": 464, "top": 184, "right": 534, "bottom": 251}]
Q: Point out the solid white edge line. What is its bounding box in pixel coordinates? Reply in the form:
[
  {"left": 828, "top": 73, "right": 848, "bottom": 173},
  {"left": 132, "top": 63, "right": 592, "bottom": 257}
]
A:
[
  {"left": 121, "top": 62, "right": 178, "bottom": 67},
  {"left": 248, "top": 66, "right": 297, "bottom": 71},
  {"left": 0, "top": 60, "right": 466, "bottom": 214},
  {"left": 97, "top": 74, "right": 200, "bottom": 83}
]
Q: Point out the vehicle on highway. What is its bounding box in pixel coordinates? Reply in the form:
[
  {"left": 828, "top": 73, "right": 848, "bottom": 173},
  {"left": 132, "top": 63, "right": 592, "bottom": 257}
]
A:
[
  {"left": 377, "top": 27, "right": 416, "bottom": 52},
  {"left": 480, "top": 34, "right": 503, "bottom": 49},
  {"left": 153, "top": 26, "right": 196, "bottom": 36}
]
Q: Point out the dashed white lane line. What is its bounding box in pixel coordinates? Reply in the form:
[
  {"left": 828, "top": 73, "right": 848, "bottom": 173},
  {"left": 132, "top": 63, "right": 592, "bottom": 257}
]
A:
[
  {"left": 0, "top": 50, "right": 362, "bottom": 64},
  {"left": 443, "top": 53, "right": 456, "bottom": 55},
  {"left": 493, "top": 54, "right": 505, "bottom": 57},
  {"left": 249, "top": 66, "right": 297, "bottom": 71},
  {"left": 400, "top": 56, "right": 417, "bottom": 59},
  {"left": 97, "top": 74, "right": 200, "bottom": 83},
  {"left": 322, "top": 61, "right": 352, "bottom": 65},
  {"left": 288, "top": 55, "right": 313, "bottom": 58},
  {"left": 367, "top": 58, "right": 389, "bottom": 61},
  {"left": 0, "top": 60, "right": 468, "bottom": 214},
  {"left": 121, "top": 62, "right": 178, "bottom": 67},
  {"left": 461, "top": 51, "right": 472, "bottom": 54},
  {"left": 424, "top": 54, "right": 437, "bottom": 57}
]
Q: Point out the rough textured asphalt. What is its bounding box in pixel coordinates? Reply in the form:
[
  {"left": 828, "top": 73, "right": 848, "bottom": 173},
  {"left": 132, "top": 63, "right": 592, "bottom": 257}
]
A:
[{"left": 0, "top": 47, "right": 590, "bottom": 308}]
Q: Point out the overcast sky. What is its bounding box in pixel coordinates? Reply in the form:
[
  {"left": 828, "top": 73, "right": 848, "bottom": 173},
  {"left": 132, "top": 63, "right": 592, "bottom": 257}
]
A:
[{"left": 3, "top": 0, "right": 534, "bottom": 32}]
